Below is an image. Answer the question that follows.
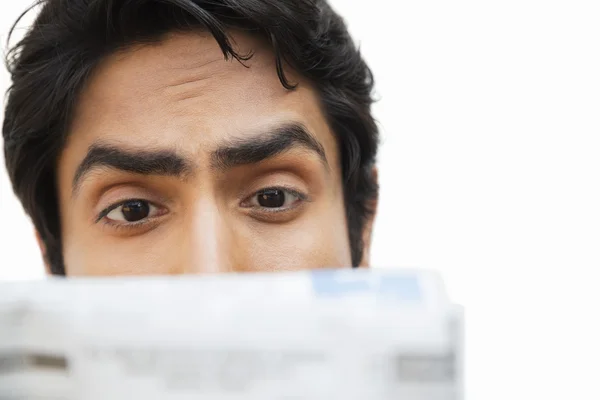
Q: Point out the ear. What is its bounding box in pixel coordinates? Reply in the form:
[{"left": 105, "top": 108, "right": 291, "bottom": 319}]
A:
[
  {"left": 359, "top": 167, "right": 379, "bottom": 268},
  {"left": 35, "top": 230, "right": 52, "bottom": 275}
]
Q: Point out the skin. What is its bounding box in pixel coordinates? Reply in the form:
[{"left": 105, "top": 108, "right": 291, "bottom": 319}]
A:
[{"left": 51, "top": 31, "right": 375, "bottom": 276}]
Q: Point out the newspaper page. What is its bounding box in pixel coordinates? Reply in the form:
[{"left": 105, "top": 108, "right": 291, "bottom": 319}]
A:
[{"left": 0, "top": 269, "right": 463, "bottom": 400}]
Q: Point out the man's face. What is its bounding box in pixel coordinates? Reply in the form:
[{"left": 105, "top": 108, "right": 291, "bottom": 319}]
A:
[{"left": 55, "top": 32, "right": 363, "bottom": 275}]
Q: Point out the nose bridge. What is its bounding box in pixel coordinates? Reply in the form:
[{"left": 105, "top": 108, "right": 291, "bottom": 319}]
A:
[{"left": 185, "top": 197, "right": 232, "bottom": 274}]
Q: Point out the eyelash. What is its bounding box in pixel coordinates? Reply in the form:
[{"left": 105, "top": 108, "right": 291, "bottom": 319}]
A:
[
  {"left": 241, "top": 186, "right": 309, "bottom": 212},
  {"left": 96, "top": 201, "right": 131, "bottom": 223},
  {"left": 100, "top": 218, "right": 154, "bottom": 232},
  {"left": 94, "top": 200, "right": 161, "bottom": 235}
]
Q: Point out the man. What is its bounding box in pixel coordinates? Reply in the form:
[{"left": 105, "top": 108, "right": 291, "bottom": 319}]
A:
[{"left": 2, "top": 0, "right": 379, "bottom": 276}]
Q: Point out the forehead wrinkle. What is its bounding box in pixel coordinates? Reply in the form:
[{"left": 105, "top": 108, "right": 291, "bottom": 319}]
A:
[
  {"left": 161, "top": 58, "right": 241, "bottom": 104},
  {"left": 156, "top": 34, "right": 275, "bottom": 104},
  {"left": 100, "top": 34, "right": 228, "bottom": 100},
  {"left": 165, "top": 58, "right": 223, "bottom": 88}
]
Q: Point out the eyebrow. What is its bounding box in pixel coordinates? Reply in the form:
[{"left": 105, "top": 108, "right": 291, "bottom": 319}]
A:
[
  {"left": 211, "top": 123, "right": 328, "bottom": 170},
  {"left": 72, "top": 123, "right": 328, "bottom": 195},
  {"left": 72, "top": 145, "right": 192, "bottom": 195}
]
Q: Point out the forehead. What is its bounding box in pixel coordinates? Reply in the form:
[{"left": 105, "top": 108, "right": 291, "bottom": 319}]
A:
[{"left": 65, "top": 31, "right": 338, "bottom": 165}]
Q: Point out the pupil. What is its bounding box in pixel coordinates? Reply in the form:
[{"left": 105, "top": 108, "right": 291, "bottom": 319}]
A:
[
  {"left": 121, "top": 200, "right": 150, "bottom": 222},
  {"left": 258, "top": 189, "right": 285, "bottom": 208}
]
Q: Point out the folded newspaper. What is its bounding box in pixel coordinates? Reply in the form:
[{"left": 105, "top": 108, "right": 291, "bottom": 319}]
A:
[{"left": 0, "top": 269, "right": 463, "bottom": 400}]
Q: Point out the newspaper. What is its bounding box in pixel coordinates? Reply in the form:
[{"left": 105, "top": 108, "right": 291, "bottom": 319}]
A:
[{"left": 0, "top": 269, "right": 463, "bottom": 400}]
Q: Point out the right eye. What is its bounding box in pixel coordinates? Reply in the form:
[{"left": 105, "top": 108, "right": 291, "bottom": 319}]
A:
[{"left": 100, "top": 199, "right": 161, "bottom": 224}]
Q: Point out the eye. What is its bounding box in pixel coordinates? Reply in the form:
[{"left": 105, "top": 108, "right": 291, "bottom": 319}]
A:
[
  {"left": 247, "top": 188, "right": 305, "bottom": 210},
  {"left": 102, "top": 200, "right": 160, "bottom": 223}
]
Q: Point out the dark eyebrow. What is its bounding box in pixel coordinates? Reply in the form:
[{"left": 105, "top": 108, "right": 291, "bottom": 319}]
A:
[
  {"left": 72, "top": 144, "right": 192, "bottom": 195},
  {"left": 211, "top": 123, "right": 328, "bottom": 170}
]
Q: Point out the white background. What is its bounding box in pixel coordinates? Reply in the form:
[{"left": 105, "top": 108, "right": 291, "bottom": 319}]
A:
[{"left": 1, "top": 1, "right": 600, "bottom": 399}]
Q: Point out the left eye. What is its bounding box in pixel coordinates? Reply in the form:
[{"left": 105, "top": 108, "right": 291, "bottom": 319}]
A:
[
  {"left": 105, "top": 200, "right": 160, "bottom": 222},
  {"left": 248, "top": 188, "right": 302, "bottom": 209}
]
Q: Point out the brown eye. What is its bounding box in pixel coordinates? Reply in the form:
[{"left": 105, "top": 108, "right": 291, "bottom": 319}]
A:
[
  {"left": 247, "top": 188, "right": 304, "bottom": 210},
  {"left": 257, "top": 189, "right": 286, "bottom": 208},
  {"left": 106, "top": 200, "right": 155, "bottom": 222}
]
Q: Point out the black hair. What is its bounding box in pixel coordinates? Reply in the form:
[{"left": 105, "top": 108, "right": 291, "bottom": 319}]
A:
[{"left": 3, "top": 0, "right": 379, "bottom": 274}]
